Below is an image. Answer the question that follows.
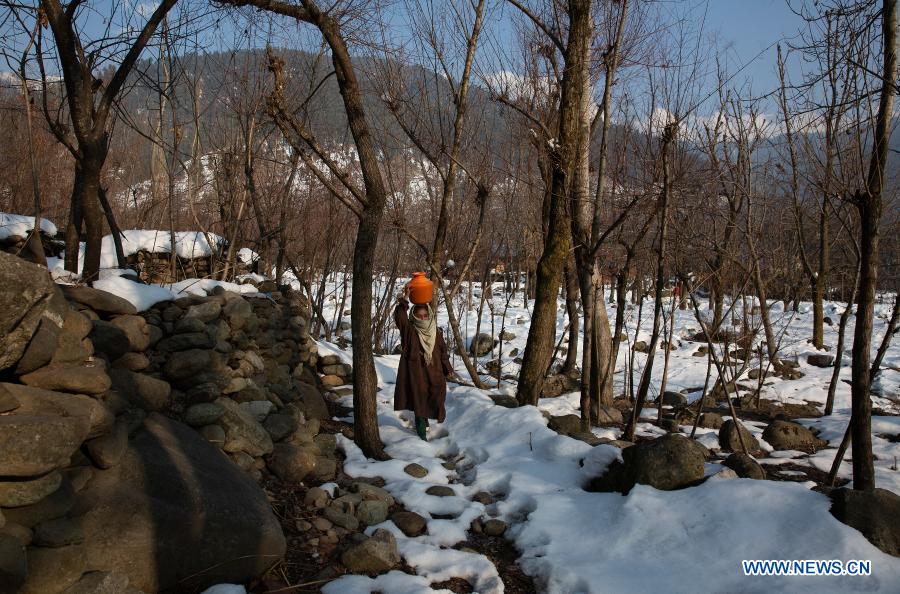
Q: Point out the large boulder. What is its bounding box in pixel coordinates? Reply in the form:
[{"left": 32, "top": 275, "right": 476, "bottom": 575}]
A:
[
  {"left": 469, "top": 333, "right": 496, "bottom": 357},
  {"left": 0, "top": 252, "right": 62, "bottom": 372},
  {"left": 111, "top": 352, "right": 150, "bottom": 372},
  {"left": 71, "top": 413, "right": 285, "bottom": 592},
  {"left": 547, "top": 414, "right": 583, "bottom": 436},
  {"left": 718, "top": 419, "right": 760, "bottom": 453},
  {"left": 0, "top": 471, "right": 63, "bottom": 507},
  {"left": 155, "top": 332, "right": 215, "bottom": 352},
  {"left": 223, "top": 298, "right": 253, "bottom": 331},
  {"left": 660, "top": 391, "right": 687, "bottom": 407},
  {"left": 2, "top": 477, "right": 75, "bottom": 528},
  {"left": 356, "top": 500, "right": 389, "bottom": 526},
  {"left": 51, "top": 331, "right": 93, "bottom": 366},
  {"left": 62, "top": 310, "right": 93, "bottom": 341},
  {"left": 829, "top": 488, "right": 900, "bottom": 557},
  {"left": 18, "top": 542, "right": 86, "bottom": 594},
  {"left": 0, "top": 533, "right": 27, "bottom": 592},
  {"left": 183, "top": 301, "right": 222, "bottom": 323},
  {"left": 722, "top": 452, "right": 766, "bottom": 480},
  {"left": 0, "top": 384, "right": 20, "bottom": 413},
  {"left": 183, "top": 403, "right": 225, "bottom": 427},
  {"left": 84, "top": 422, "right": 130, "bottom": 469},
  {"left": 587, "top": 433, "right": 706, "bottom": 493},
  {"left": 266, "top": 443, "right": 316, "bottom": 484},
  {"left": 698, "top": 412, "right": 723, "bottom": 429},
  {"left": 163, "top": 346, "right": 228, "bottom": 387},
  {"left": 60, "top": 285, "right": 137, "bottom": 316},
  {"left": 0, "top": 383, "right": 92, "bottom": 476},
  {"left": 761, "top": 420, "right": 827, "bottom": 452},
  {"left": 391, "top": 511, "right": 427, "bottom": 537},
  {"left": 540, "top": 373, "right": 580, "bottom": 398},
  {"left": 807, "top": 353, "right": 835, "bottom": 368},
  {"left": 58, "top": 571, "right": 132, "bottom": 594}
]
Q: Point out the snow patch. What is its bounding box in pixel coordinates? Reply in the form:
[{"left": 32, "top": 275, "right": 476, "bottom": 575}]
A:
[{"left": 0, "top": 212, "right": 57, "bottom": 239}]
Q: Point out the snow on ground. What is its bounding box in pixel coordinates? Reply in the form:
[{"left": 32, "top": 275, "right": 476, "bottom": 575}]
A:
[
  {"left": 200, "top": 585, "right": 247, "bottom": 594},
  {"left": 324, "top": 363, "right": 900, "bottom": 593},
  {"left": 305, "top": 275, "right": 900, "bottom": 592},
  {"left": 311, "top": 275, "right": 900, "bottom": 491},
  {"left": 0, "top": 212, "right": 57, "bottom": 239},
  {"left": 11, "top": 217, "right": 899, "bottom": 590}
]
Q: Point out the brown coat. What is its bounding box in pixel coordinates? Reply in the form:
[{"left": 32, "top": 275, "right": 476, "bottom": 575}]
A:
[{"left": 393, "top": 298, "right": 452, "bottom": 421}]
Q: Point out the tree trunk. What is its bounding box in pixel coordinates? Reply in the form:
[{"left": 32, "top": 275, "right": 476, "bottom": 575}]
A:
[
  {"left": 76, "top": 152, "right": 106, "bottom": 284},
  {"left": 851, "top": 0, "right": 896, "bottom": 491},
  {"left": 516, "top": 0, "right": 591, "bottom": 406},
  {"left": 625, "top": 123, "right": 675, "bottom": 441},
  {"left": 825, "top": 266, "right": 859, "bottom": 416},
  {"left": 562, "top": 260, "right": 580, "bottom": 375},
  {"left": 812, "top": 208, "right": 829, "bottom": 349},
  {"left": 317, "top": 11, "right": 391, "bottom": 459},
  {"left": 98, "top": 187, "right": 126, "bottom": 269},
  {"left": 592, "top": 275, "right": 615, "bottom": 410},
  {"left": 41, "top": 0, "right": 177, "bottom": 283},
  {"left": 577, "top": 268, "right": 595, "bottom": 421},
  {"left": 64, "top": 173, "right": 84, "bottom": 274},
  {"left": 350, "top": 209, "right": 387, "bottom": 459}
]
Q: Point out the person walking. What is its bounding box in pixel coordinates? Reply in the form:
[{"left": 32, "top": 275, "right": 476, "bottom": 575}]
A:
[{"left": 394, "top": 285, "right": 453, "bottom": 440}]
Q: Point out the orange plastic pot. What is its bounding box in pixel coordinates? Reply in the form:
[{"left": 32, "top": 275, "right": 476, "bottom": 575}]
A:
[{"left": 408, "top": 272, "right": 434, "bottom": 305}]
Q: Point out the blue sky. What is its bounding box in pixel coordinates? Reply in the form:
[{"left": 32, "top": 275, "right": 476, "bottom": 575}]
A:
[
  {"left": 704, "top": 0, "right": 808, "bottom": 95},
  {"left": 2, "top": 0, "right": 815, "bottom": 107}
]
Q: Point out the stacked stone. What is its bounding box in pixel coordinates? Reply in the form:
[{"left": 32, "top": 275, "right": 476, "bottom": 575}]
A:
[
  {"left": 0, "top": 248, "right": 383, "bottom": 592},
  {"left": 0, "top": 255, "right": 165, "bottom": 593},
  {"left": 137, "top": 281, "right": 340, "bottom": 487},
  {"left": 0, "top": 252, "right": 291, "bottom": 593},
  {"left": 125, "top": 250, "right": 214, "bottom": 284},
  {"left": 0, "top": 232, "right": 61, "bottom": 259},
  {"left": 317, "top": 354, "right": 353, "bottom": 388}
]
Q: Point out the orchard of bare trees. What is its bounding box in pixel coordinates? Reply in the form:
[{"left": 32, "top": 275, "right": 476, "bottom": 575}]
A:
[{"left": 1, "top": 0, "right": 899, "bottom": 591}]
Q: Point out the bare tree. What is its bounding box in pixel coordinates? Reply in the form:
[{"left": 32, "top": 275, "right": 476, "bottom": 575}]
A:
[
  {"left": 35, "top": 0, "right": 179, "bottom": 282},
  {"left": 509, "top": 0, "right": 592, "bottom": 406},
  {"left": 849, "top": 0, "right": 897, "bottom": 491},
  {"left": 221, "top": 0, "right": 396, "bottom": 459},
  {"left": 381, "top": 0, "right": 491, "bottom": 388}
]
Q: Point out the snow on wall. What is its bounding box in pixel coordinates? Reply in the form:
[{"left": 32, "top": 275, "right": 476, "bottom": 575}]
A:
[
  {"left": 0, "top": 212, "right": 58, "bottom": 240},
  {"left": 108, "top": 230, "right": 226, "bottom": 261},
  {"left": 237, "top": 247, "right": 259, "bottom": 264},
  {"left": 51, "top": 230, "right": 227, "bottom": 272}
]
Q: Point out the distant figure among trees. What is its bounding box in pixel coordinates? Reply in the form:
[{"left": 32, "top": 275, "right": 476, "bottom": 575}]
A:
[{"left": 394, "top": 285, "right": 454, "bottom": 440}]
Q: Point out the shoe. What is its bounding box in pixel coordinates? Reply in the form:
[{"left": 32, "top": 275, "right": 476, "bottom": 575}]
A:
[{"left": 415, "top": 416, "right": 428, "bottom": 441}]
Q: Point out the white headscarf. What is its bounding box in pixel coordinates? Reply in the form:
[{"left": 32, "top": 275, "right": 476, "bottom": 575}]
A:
[{"left": 410, "top": 304, "right": 437, "bottom": 364}]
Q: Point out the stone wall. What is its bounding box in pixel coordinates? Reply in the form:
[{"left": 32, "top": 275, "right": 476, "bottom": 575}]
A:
[
  {"left": 124, "top": 250, "right": 235, "bottom": 284},
  {"left": 0, "top": 232, "right": 62, "bottom": 261},
  {"left": 0, "top": 251, "right": 352, "bottom": 593}
]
